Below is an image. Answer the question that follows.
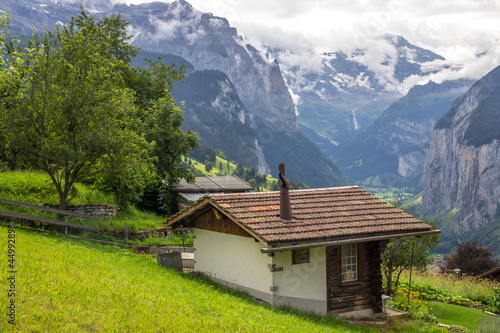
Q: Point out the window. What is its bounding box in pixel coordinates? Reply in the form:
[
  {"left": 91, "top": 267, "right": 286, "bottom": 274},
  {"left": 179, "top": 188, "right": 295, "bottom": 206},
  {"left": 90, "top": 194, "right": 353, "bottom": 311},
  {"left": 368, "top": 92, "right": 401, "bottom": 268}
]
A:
[
  {"left": 341, "top": 243, "right": 357, "bottom": 282},
  {"left": 292, "top": 248, "right": 310, "bottom": 264}
]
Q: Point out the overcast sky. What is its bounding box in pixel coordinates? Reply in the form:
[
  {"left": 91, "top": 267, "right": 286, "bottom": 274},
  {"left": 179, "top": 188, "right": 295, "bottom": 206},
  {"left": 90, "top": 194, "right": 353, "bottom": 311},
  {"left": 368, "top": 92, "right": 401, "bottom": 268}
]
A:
[{"left": 111, "top": 0, "right": 500, "bottom": 81}]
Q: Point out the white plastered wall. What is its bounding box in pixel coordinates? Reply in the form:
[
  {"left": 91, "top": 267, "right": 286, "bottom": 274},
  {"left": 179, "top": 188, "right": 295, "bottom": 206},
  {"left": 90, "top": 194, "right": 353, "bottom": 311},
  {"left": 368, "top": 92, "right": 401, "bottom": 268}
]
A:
[
  {"left": 271, "top": 247, "right": 328, "bottom": 315},
  {"left": 193, "top": 228, "right": 328, "bottom": 315},
  {"left": 193, "top": 229, "right": 273, "bottom": 302}
]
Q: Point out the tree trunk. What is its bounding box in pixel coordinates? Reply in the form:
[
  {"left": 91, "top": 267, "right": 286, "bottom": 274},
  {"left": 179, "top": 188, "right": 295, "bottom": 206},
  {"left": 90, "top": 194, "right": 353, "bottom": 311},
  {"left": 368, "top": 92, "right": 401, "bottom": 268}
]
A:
[
  {"left": 385, "top": 267, "right": 394, "bottom": 295},
  {"left": 59, "top": 192, "right": 68, "bottom": 210}
]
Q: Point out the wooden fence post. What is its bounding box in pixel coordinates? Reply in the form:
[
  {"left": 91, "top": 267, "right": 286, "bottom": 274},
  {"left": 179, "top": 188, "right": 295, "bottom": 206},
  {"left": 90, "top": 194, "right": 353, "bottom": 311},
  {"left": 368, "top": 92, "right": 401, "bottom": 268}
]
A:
[{"left": 125, "top": 222, "right": 128, "bottom": 246}]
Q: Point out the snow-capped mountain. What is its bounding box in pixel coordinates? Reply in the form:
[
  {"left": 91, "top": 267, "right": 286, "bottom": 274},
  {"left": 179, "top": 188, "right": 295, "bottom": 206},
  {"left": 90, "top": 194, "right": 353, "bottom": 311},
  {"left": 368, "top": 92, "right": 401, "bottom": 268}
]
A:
[
  {"left": 0, "top": 0, "right": 112, "bottom": 34},
  {"left": 271, "top": 34, "right": 455, "bottom": 155}
]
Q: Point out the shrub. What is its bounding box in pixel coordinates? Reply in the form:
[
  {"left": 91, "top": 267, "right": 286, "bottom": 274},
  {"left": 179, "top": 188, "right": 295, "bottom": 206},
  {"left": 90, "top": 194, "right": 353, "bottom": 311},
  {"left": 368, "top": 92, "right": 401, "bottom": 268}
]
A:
[
  {"left": 445, "top": 240, "right": 499, "bottom": 276},
  {"left": 386, "top": 285, "right": 437, "bottom": 322},
  {"left": 484, "top": 288, "right": 500, "bottom": 314}
]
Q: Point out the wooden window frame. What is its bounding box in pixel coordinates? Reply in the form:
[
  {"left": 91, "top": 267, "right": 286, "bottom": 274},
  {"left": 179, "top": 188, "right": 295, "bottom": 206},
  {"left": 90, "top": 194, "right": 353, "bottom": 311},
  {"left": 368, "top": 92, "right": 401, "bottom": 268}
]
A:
[
  {"left": 340, "top": 243, "right": 358, "bottom": 283},
  {"left": 292, "top": 248, "right": 310, "bottom": 265}
]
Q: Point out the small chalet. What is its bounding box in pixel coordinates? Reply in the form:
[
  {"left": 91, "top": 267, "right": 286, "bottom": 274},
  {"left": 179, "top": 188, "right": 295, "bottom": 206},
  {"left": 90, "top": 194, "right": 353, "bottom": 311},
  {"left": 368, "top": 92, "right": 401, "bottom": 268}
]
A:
[
  {"left": 164, "top": 165, "right": 439, "bottom": 318},
  {"left": 172, "top": 176, "right": 253, "bottom": 211}
]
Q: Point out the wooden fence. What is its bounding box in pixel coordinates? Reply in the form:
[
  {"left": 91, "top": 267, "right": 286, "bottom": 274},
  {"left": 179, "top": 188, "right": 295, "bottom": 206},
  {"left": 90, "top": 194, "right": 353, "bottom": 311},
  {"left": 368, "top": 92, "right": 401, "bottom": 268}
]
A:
[{"left": 0, "top": 198, "right": 98, "bottom": 232}]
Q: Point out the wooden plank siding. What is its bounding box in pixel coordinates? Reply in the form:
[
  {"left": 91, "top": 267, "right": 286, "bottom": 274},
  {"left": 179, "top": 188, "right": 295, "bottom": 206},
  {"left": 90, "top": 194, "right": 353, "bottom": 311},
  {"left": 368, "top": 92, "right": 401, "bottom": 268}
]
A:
[
  {"left": 326, "top": 241, "right": 384, "bottom": 314},
  {"left": 194, "top": 208, "right": 253, "bottom": 238}
]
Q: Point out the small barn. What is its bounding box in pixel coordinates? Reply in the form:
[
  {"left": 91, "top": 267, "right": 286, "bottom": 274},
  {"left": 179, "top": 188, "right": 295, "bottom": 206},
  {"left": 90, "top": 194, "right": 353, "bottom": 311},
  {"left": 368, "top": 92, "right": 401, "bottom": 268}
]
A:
[
  {"left": 164, "top": 165, "right": 439, "bottom": 318},
  {"left": 172, "top": 176, "right": 253, "bottom": 211}
]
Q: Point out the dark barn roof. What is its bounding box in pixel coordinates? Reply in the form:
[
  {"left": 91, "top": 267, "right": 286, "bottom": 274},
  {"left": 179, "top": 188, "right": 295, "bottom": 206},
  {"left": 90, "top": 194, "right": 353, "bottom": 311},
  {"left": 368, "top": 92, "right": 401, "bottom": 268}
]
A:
[
  {"left": 165, "top": 186, "right": 439, "bottom": 251},
  {"left": 173, "top": 176, "right": 253, "bottom": 193}
]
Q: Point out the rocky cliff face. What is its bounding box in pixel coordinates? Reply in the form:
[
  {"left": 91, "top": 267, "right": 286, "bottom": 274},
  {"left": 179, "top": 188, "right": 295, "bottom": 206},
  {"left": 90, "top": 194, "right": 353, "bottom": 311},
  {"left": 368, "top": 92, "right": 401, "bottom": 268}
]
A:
[
  {"left": 338, "top": 80, "right": 471, "bottom": 186},
  {"left": 171, "top": 69, "right": 269, "bottom": 174},
  {"left": 116, "top": 1, "right": 299, "bottom": 132},
  {"left": 422, "top": 66, "right": 500, "bottom": 234}
]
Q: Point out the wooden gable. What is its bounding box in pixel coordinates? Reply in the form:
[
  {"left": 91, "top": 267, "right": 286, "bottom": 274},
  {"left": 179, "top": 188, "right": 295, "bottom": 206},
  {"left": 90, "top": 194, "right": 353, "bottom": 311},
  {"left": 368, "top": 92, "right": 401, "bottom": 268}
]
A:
[{"left": 193, "top": 208, "right": 253, "bottom": 238}]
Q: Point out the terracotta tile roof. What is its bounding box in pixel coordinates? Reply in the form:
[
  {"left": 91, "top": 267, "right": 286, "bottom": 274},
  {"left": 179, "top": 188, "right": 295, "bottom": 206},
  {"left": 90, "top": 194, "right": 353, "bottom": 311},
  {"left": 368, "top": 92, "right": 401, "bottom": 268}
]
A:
[{"left": 165, "top": 186, "right": 435, "bottom": 246}]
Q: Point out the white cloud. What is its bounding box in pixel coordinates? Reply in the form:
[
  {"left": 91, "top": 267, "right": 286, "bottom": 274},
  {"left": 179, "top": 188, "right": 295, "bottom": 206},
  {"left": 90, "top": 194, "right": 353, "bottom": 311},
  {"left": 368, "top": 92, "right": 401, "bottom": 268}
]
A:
[{"left": 110, "top": 0, "right": 500, "bottom": 80}]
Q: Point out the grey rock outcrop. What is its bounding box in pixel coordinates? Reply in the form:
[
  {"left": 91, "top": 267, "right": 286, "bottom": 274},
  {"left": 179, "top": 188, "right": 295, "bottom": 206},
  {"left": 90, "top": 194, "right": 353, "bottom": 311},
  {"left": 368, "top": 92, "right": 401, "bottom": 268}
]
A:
[
  {"left": 116, "top": 1, "right": 299, "bottom": 132},
  {"left": 422, "top": 66, "right": 500, "bottom": 233}
]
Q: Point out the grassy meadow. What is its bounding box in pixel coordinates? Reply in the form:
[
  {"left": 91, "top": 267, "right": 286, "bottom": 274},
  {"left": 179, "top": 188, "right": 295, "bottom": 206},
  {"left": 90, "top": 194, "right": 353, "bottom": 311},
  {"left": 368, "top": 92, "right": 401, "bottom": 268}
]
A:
[
  {"left": 398, "top": 270, "right": 497, "bottom": 304},
  {"left": 0, "top": 226, "right": 379, "bottom": 332},
  {"left": 427, "top": 301, "right": 487, "bottom": 331},
  {"left": 0, "top": 170, "right": 165, "bottom": 231},
  {"left": 187, "top": 156, "right": 279, "bottom": 191},
  {"left": 2, "top": 171, "right": 500, "bottom": 331}
]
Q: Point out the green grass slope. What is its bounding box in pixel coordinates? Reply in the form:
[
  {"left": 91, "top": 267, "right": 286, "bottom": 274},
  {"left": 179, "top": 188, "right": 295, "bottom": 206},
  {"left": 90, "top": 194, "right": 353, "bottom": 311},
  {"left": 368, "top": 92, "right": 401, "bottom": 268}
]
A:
[
  {"left": 0, "top": 171, "right": 164, "bottom": 231},
  {"left": 0, "top": 227, "right": 375, "bottom": 332},
  {"left": 427, "top": 301, "right": 490, "bottom": 331}
]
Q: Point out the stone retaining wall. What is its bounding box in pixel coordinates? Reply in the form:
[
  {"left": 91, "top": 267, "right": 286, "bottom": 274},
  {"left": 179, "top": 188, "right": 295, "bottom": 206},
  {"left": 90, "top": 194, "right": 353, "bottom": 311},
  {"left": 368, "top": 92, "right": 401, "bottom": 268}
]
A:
[{"left": 66, "top": 204, "right": 119, "bottom": 219}]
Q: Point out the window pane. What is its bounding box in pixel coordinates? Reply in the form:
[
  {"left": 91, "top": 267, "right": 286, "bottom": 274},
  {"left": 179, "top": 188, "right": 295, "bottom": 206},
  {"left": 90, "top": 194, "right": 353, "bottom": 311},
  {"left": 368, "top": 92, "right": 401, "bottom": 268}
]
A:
[{"left": 340, "top": 243, "right": 357, "bottom": 282}]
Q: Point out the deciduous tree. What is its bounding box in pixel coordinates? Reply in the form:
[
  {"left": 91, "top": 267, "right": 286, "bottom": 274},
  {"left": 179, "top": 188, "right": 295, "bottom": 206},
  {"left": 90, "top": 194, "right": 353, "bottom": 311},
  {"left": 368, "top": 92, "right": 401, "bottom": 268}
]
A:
[
  {"left": 1, "top": 12, "right": 152, "bottom": 209},
  {"left": 382, "top": 220, "right": 440, "bottom": 294},
  {"left": 1, "top": 10, "right": 198, "bottom": 211}
]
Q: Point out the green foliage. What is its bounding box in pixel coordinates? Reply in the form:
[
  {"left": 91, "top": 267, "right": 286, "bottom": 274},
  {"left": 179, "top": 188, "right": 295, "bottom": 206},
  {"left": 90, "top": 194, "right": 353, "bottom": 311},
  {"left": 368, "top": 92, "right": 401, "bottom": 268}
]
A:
[
  {"left": 386, "top": 285, "right": 437, "bottom": 323},
  {"left": 0, "top": 170, "right": 164, "bottom": 231},
  {"left": 396, "top": 280, "right": 480, "bottom": 307},
  {"left": 232, "top": 162, "right": 272, "bottom": 190},
  {"left": 164, "top": 230, "right": 194, "bottom": 246},
  {"left": 382, "top": 222, "right": 440, "bottom": 294},
  {"left": 387, "top": 279, "right": 492, "bottom": 330},
  {"left": 127, "top": 231, "right": 193, "bottom": 247},
  {"left": 0, "top": 13, "right": 23, "bottom": 109},
  {"left": 189, "top": 142, "right": 217, "bottom": 164},
  {"left": 1, "top": 10, "right": 153, "bottom": 209},
  {"left": 484, "top": 288, "right": 500, "bottom": 314},
  {"left": 143, "top": 95, "right": 198, "bottom": 213},
  {"left": 1, "top": 10, "right": 199, "bottom": 210},
  {"left": 0, "top": 227, "right": 377, "bottom": 332},
  {"left": 397, "top": 269, "right": 497, "bottom": 304},
  {"left": 98, "top": 205, "right": 164, "bottom": 231},
  {"left": 0, "top": 170, "right": 115, "bottom": 206},
  {"left": 205, "top": 162, "right": 213, "bottom": 172}
]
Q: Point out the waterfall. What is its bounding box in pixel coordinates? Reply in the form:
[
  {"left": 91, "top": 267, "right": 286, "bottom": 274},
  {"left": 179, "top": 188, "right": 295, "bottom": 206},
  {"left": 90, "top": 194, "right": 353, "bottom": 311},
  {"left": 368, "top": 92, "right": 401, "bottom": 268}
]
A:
[{"left": 352, "top": 109, "right": 359, "bottom": 131}]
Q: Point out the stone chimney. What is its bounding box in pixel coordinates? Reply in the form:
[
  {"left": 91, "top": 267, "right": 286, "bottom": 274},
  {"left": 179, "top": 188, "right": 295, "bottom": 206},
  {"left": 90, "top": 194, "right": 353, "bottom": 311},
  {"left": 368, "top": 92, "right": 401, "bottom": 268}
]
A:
[{"left": 279, "top": 163, "right": 293, "bottom": 221}]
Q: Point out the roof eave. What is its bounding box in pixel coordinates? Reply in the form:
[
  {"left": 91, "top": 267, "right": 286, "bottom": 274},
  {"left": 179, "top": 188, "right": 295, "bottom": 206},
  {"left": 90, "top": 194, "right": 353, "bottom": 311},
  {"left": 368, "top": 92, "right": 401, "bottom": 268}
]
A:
[
  {"left": 163, "top": 197, "right": 270, "bottom": 247},
  {"left": 260, "top": 229, "right": 441, "bottom": 253}
]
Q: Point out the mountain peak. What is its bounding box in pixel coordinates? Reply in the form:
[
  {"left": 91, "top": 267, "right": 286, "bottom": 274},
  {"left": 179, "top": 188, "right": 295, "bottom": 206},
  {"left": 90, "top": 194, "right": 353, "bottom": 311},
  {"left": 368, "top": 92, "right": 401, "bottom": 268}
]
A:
[{"left": 382, "top": 33, "right": 445, "bottom": 64}]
